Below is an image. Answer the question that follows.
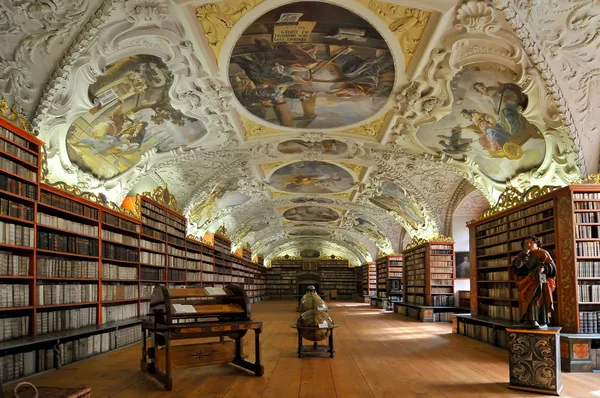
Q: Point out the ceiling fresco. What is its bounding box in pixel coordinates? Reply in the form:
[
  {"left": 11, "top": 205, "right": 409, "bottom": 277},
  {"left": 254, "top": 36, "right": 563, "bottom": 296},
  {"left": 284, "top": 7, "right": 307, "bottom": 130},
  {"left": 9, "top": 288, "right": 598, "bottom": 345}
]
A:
[
  {"left": 228, "top": 2, "right": 395, "bottom": 129},
  {"left": 11, "top": 0, "right": 589, "bottom": 265}
]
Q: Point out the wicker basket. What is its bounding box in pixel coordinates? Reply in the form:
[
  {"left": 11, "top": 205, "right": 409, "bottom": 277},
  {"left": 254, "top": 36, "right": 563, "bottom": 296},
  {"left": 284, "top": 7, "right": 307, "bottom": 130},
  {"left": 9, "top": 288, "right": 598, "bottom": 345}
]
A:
[{"left": 3, "top": 383, "right": 91, "bottom": 398}]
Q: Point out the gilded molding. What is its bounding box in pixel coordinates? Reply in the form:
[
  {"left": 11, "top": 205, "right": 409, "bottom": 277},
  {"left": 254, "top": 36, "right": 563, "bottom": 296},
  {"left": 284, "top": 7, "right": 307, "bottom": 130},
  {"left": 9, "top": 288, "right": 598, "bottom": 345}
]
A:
[
  {"left": 215, "top": 224, "right": 230, "bottom": 239},
  {"left": 357, "top": 0, "right": 431, "bottom": 69},
  {"left": 196, "top": 0, "right": 264, "bottom": 62},
  {"left": 142, "top": 185, "right": 181, "bottom": 214},
  {"left": 576, "top": 174, "right": 600, "bottom": 185},
  {"left": 468, "top": 186, "right": 562, "bottom": 224},
  {"left": 342, "top": 163, "right": 366, "bottom": 178},
  {"left": 241, "top": 115, "right": 279, "bottom": 137},
  {"left": 405, "top": 234, "right": 454, "bottom": 250},
  {"left": 0, "top": 100, "right": 38, "bottom": 136}
]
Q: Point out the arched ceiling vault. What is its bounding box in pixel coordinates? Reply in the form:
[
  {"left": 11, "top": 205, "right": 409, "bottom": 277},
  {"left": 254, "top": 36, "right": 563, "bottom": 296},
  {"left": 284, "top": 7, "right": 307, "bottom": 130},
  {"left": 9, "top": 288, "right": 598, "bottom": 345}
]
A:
[{"left": 2, "top": 0, "right": 594, "bottom": 264}]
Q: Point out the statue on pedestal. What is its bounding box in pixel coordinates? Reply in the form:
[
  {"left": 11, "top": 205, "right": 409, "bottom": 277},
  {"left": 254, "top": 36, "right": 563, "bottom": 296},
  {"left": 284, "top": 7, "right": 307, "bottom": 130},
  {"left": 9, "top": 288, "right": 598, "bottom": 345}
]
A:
[{"left": 511, "top": 236, "right": 557, "bottom": 329}]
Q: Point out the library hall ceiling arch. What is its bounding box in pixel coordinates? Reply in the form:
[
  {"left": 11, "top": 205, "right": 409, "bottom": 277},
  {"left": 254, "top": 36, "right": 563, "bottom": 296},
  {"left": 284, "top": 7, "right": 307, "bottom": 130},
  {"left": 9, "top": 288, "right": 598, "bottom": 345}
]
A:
[{"left": 3, "top": 0, "right": 594, "bottom": 262}]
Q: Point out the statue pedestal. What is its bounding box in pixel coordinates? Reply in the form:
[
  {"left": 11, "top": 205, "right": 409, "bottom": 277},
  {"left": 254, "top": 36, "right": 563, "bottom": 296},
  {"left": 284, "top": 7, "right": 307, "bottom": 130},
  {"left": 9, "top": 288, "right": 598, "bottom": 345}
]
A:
[{"left": 506, "top": 327, "right": 563, "bottom": 396}]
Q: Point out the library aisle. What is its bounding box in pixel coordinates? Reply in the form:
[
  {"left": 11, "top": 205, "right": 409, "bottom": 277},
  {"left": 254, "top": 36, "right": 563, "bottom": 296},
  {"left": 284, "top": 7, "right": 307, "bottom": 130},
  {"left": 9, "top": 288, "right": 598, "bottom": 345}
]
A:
[{"left": 5, "top": 301, "right": 599, "bottom": 398}]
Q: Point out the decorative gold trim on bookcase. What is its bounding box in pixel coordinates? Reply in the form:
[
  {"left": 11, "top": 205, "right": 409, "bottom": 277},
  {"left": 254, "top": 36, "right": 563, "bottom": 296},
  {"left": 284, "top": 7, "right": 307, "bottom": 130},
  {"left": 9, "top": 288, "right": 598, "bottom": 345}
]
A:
[
  {"left": 242, "top": 241, "right": 251, "bottom": 250},
  {"left": 142, "top": 184, "right": 181, "bottom": 214},
  {"left": 405, "top": 234, "right": 454, "bottom": 250},
  {"left": 40, "top": 146, "right": 49, "bottom": 183},
  {"left": 48, "top": 181, "right": 137, "bottom": 218},
  {"left": 576, "top": 174, "right": 600, "bottom": 184},
  {"left": 0, "top": 100, "right": 38, "bottom": 136},
  {"left": 467, "top": 185, "right": 561, "bottom": 225},
  {"left": 215, "top": 224, "right": 230, "bottom": 239},
  {"left": 186, "top": 234, "right": 202, "bottom": 243}
]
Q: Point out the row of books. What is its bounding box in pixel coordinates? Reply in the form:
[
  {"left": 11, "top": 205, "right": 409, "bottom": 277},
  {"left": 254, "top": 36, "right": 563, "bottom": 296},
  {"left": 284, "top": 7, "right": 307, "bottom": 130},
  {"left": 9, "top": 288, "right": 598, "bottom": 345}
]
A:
[
  {"left": 168, "top": 256, "right": 186, "bottom": 268},
  {"left": 141, "top": 202, "right": 185, "bottom": 230},
  {"left": 574, "top": 193, "right": 600, "bottom": 200},
  {"left": 510, "top": 232, "right": 555, "bottom": 251},
  {"left": 479, "top": 286, "right": 518, "bottom": 299},
  {"left": 37, "top": 256, "right": 98, "bottom": 279},
  {"left": 1, "top": 221, "right": 34, "bottom": 247},
  {"left": 0, "top": 284, "right": 29, "bottom": 308},
  {"left": 0, "top": 315, "right": 29, "bottom": 342},
  {"left": 168, "top": 246, "right": 186, "bottom": 257},
  {"left": 0, "top": 127, "right": 34, "bottom": 150},
  {"left": 102, "top": 303, "right": 138, "bottom": 323},
  {"left": 477, "top": 243, "right": 508, "bottom": 256},
  {"left": 0, "top": 156, "right": 37, "bottom": 182},
  {"left": 103, "top": 263, "right": 137, "bottom": 280},
  {"left": 576, "top": 225, "right": 600, "bottom": 239},
  {"left": 574, "top": 201, "right": 600, "bottom": 210},
  {"left": 140, "top": 239, "right": 165, "bottom": 252},
  {"left": 0, "top": 175, "right": 37, "bottom": 199},
  {"left": 0, "top": 351, "right": 36, "bottom": 383},
  {"left": 0, "top": 137, "right": 37, "bottom": 165},
  {"left": 0, "top": 250, "right": 29, "bottom": 276},
  {"left": 458, "top": 321, "right": 509, "bottom": 349},
  {"left": 579, "top": 311, "right": 600, "bottom": 333},
  {"left": 578, "top": 283, "right": 600, "bottom": 303},
  {"left": 475, "top": 216, "right": 507, "bottom": 233},
  {"left": 407, "top": 294, "right": 425, "bottom": 305},
  {"left": 140, "top": 251, "right": 164, "bottom": 266},
  {"left": 431, "top": 287, "right": 453, "bottom": 295},
  {"left": 102, "top": 284, "right": 139, "bottom": 301},
  {"left": 142, "top": 226, "right": 165, "bottom": 241},
  {"left": 477, "top": 232, "right": 507, "bottom": 247},
  {"left": 102, "top": 212, "right": 139, "bottom": 233},
  {"left": 38, "top": 212, "right": 98, "bottom": 237},
  {"left": 140, "top": 267, "right": 163, "bottom": 280},
  {"left": 507, "top": 200, "right": 553, "bottom": 222},
  {"left": 0, "top": 197, "right": 34, "bottom": 221},
  {"left": 508, "top": 209, "right": 553, "bottom": 229},
  {"left": 38, "top": 232, "right": 98, "bottom": 256},
  {"left": 103, "top": 243, "right": 138, "bottom": 262},
  {"left": 37, "top": 283, "right": 97, "bottom": 305},
  {"left": 167, "top": 269, "right": 186, "bottom": 281},
  {"left": 479, "top": 270, "right": 510, "bottom": 281},
  {"left": 508, "top": 220, "right": 554, "bottom": 239},
  {"left": 479, "top": 303, "right": 518, "bottom": 320},
  {"left": 40, "top": 191, "right": 98, "bottom": 219},
  {"left": 576, "top": 241, "right": 600, "bottom": 257},
  {"left": 477, "top": 258, "right": 508, "bottom": 268},
  {"left": 577, "top": 261, "right": 600, "bottom": 278},
  {"left": 142, "top": 208, "right": 185, "bottom": 230},
  {"left": 36, "top": 307, "right": 97, "bottom": 335},
  {"left": 102, "top": 229, "right": 139, "bottom": 246},
  {"left": 475, "top": 224, "right": 507, "bottom": 238},
  {"left": 575, "top": 212, "right": 600, "bottom": 224}
]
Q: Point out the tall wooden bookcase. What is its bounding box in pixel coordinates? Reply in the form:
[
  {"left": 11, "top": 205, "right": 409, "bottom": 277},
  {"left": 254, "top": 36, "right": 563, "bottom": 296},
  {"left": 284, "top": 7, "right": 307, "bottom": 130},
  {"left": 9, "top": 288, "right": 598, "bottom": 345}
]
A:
[
  {"left": 403, "top": 242, "right": 455, "bottom": 306},
  {"left": 460, "top": 184, "right": 600, "bottom": 370},
  {"left": 0, "top": 115, "right": 266, "bottom": 381},
  {"left": 361, "top": 262, "right": 376, "bottom": 298},
  {"left": 376, "top": 256, "right": 403, "bottom": 303}
]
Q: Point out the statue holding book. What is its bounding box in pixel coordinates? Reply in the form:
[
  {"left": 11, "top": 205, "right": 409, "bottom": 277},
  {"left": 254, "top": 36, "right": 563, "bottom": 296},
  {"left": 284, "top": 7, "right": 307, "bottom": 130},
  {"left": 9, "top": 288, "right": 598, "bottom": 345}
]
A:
[{"left": 511, "top": 236, "right": 557, "bottom": 328}]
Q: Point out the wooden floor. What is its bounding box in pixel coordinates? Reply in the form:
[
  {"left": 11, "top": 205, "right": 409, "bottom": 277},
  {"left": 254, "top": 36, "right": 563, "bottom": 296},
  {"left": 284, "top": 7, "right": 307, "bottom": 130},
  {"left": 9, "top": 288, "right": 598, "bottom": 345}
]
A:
[{"left": 7, "top": 301, "right": 600, "bottom": 397}]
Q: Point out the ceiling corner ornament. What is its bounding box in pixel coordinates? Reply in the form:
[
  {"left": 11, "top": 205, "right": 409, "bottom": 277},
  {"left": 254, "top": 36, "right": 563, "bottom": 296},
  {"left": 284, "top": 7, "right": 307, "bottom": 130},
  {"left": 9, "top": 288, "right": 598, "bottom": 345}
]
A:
[
  {"left": 468, "top": 185, "right": 562, "bottom": 225},
  {"left": 195, "top": 0, "right": 264, "bottom": 62},
  {"left": 0, "top": 100, "right": 38, "bottom": 136},
  {"left": 357, "top": 0, "right": 431, "bottom": 69},
  {"left": 241, "top": 115, "right": 279, "bottom": 137},
  {"left": 142, "top": 185, "right": 181, "bottom": 213},
  {"left": 48, "top": 181, "right": 137, "bottom": 218}
]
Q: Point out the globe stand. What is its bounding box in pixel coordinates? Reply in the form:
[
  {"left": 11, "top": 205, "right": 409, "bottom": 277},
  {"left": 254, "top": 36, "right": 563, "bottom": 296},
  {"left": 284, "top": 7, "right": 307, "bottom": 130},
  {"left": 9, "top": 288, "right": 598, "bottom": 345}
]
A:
[{"left": 291, "top": 324, "right": 339, "bottom": 358}]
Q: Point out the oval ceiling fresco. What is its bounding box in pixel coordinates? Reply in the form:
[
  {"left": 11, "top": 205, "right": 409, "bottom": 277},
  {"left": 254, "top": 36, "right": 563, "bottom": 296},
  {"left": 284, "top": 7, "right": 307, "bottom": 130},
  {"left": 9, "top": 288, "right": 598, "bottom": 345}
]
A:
[
  {"left": 369, "top": 181, "right": 425, "bottom": 230},
  {"left": 300, "top": 249, "right": 321, "bottom": 258},
  {"left": 66, "top": 54, "right": 207, "bottom": 180},
  {"left": 269, "top": 161, "right": 354, "bottom": 193},
  {"left": 416, "top": 66, "right": 546, "bottom": 183},
  {"left": 228, "top": 1, "right": 395, "bottom": 129},
  {"left": 277, "top": 139, "right": 348, "bottom": 155},
  {"left": 283, "top": 206, "right": 339, "bottom": 222}
]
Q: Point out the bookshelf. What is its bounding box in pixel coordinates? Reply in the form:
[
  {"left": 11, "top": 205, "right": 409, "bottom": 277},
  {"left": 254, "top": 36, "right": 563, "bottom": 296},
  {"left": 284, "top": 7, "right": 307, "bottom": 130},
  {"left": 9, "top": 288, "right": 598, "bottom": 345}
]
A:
[
  {"left": 360, "top": 262, "right": 377, "bottom": 301},
  {"left": 375, "top": 256, "right": 403, "bottom": 309},
  {"left": 0, "top": 114, "right": 267, "bottom": 382},
  {"left": 457, "top": 184, "right": 600, "bottom": 371}
]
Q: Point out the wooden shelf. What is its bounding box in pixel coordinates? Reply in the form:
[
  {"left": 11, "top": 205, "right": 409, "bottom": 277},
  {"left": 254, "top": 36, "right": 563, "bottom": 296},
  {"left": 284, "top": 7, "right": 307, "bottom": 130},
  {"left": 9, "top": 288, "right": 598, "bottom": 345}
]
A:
[
  {"left": 0, "top": 213, "right": 34, "bottom": 225},
  {"left": 0, "top": 188, "right": 36, "bottom": 203}
]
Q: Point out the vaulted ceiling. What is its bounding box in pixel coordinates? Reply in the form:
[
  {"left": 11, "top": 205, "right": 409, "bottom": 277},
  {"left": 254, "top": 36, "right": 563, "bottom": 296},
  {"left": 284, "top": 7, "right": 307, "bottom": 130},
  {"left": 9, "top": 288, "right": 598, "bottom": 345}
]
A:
[{"left": 1, "top": 0, "right": 597, "bottom": 266}]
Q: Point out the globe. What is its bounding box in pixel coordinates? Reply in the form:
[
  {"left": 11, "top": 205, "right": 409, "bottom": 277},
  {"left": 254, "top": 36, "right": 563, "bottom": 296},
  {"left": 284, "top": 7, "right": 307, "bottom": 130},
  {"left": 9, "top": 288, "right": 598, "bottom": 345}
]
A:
[
  {"left": 298, "top": 292, "right": 328, "bottom": 312},
  {"left": 296, "top": 310, "right": 334, "bottom": 341}
]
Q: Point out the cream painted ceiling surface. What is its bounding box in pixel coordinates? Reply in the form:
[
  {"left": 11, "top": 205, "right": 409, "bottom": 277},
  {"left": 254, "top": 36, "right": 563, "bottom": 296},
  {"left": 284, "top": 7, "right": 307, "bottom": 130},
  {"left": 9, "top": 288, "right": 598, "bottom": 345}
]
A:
[{"left": 1, "top": 0, "right": 597, "bottom": 266}]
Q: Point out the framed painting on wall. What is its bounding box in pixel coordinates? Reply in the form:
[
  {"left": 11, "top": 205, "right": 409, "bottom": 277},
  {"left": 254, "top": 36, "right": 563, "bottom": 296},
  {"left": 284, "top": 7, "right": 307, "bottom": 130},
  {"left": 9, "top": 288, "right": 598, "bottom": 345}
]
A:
[{"left": 455, "top": 251, "right": 471, "bottom": 279}]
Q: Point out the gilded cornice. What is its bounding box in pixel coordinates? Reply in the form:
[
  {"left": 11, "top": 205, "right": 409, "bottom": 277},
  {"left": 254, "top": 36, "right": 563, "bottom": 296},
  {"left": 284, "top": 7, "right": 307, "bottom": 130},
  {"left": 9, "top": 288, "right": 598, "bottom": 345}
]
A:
[
  {"left": 357, "top": 0, "right": 431, "bottom": 69},
  {"left": 48, "top": 182, "right": 137, "bottom": 218},
  {"left": 142, "top": 185, "right": 182, "bottom": 214},
  {"left": 196, "top": 0, "right": 264, "bottom": 62},
  {"left": 405, "top": 234, "right": 454, "bottom": 250},
  {"left": 0, "top": 100, "right": 38, "bottom": 136},
  {"left": 467, "top": 185, "right": 562, "bottom": 225}
]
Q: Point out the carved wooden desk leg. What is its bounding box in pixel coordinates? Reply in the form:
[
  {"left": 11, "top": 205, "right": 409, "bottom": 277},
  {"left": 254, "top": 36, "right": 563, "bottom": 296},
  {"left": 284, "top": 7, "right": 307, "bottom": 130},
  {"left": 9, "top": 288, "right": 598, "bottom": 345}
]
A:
[
  {"left": 329, "top": 328, "right": 335, "bottom": 358},
  {"left": 165, "top": 334, "right": 173, "bottom": 391},
  {"left": 254, "top": 327, "right": 264, "bottom": 376},
  {"left": 234, "top": 337, "right": 244, "bottom": 362},
  {"left": 297, "top": 329, "right": 303, "bottom": 358}
]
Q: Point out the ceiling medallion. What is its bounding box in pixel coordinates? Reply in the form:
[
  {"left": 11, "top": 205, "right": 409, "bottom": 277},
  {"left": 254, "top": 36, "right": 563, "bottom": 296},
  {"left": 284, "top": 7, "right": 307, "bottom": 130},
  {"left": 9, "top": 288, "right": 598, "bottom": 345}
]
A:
[
  {"left": 228, "top": 2, "right": 395, "bottom": 130},
  {"left": 467, "top": 185, "right": 562, "bottom": 224},
  {"left": 196, "top": 0, "right": 265, "bottom": 61},
  {"left": 269, "top": 161, "right": 354, "bottom": 194},
  {"left": 357, "top": 0, "right": 431, "bottom": 69}
]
